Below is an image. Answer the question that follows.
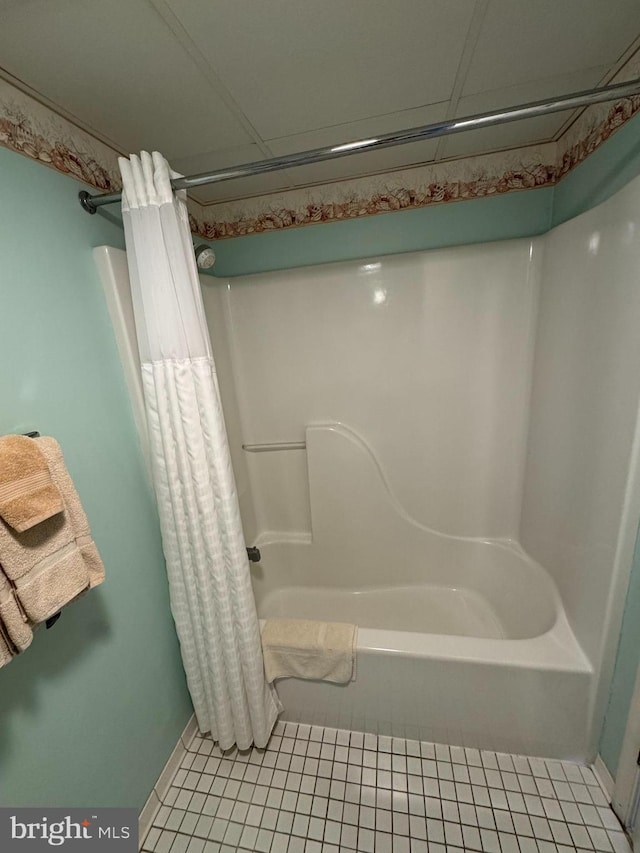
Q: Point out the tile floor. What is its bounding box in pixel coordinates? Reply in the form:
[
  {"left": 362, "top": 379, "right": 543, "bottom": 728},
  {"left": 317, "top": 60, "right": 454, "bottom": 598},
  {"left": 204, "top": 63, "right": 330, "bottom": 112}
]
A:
[{"left": 141, "top": 721, "right": 631, "bottom": 853}]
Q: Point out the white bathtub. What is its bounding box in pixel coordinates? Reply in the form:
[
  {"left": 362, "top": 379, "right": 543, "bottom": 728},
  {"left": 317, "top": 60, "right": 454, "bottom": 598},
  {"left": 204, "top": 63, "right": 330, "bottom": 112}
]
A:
[
  {"left": 255, "top": 543, "right": 592, "bottom": 761},
  {"left": 252, "top": 424, "right": 593, "bottom": 760}
]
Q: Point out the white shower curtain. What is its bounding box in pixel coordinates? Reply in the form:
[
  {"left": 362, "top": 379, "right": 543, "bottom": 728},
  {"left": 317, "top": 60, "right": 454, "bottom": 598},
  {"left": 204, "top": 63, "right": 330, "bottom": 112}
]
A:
[{"left": 119, "top": 150, "right": 281, "bottom": 749}]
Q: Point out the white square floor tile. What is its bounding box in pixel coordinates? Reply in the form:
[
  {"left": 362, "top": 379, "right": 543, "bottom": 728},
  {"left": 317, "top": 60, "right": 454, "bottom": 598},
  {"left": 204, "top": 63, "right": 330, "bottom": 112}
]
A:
[{"left": 142, "top": 725, "right": 628, "bottom": 853}]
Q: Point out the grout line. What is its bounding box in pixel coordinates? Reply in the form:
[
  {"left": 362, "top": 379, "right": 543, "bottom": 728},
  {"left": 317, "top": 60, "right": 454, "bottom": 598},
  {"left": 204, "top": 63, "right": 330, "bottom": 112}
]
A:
[
  {"left": 144, "top": 723, "right": 630, "bottom": 853},
  {"left": 145, "top": 0, "right": 273, "bottom": 158}
]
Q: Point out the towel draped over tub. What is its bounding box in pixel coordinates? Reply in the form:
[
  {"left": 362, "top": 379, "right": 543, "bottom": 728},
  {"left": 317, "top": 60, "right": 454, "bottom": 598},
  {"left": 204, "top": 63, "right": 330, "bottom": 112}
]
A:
[{"left": 261, "top": 618, "right": 357, "bottom": 684}]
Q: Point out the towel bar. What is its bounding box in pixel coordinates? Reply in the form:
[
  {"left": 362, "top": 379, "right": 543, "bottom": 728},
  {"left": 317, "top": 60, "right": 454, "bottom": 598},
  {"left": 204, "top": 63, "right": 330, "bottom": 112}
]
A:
[{"left": 242, "top": 441, "right": 306, "bottom": 452}]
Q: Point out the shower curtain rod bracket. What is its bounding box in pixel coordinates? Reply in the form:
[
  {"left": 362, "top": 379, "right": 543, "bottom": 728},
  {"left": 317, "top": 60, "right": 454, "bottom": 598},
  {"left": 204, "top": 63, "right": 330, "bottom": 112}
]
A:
[{"left": 79, "top": 191, "right": 97, "bottom": 214}]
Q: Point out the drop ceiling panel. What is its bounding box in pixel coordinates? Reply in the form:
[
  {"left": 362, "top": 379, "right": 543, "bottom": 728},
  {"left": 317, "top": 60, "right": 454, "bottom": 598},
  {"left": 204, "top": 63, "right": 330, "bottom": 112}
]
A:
[
  {"left": 171, "top": 143, "right": 269, "bottom": 176},
  {"left": 172, "top": 102, "right": 450, "bottom": 201},
  {"left": 163, "top": 0, "right": 477, "bottom": 139},
  {"left": 0, "top": 0, "right": 254, "bottom": 157},
  {"left": 463, "top": 0, "right": 640, "bottom": 96},
  {"left": 439, "top": 67, "right": 609, "bottom": 160},
  {"left": 265, "top": 102, "right": 448, "bottom": 186},
  {"left": 170, "top": 144, "right": 297, "bottom": 204},
  {"left": 190, "top": 172, "right": 296, "bottom": 205},
  {"left": 0, "top": 0, "right": 638, "bottom": 205}
]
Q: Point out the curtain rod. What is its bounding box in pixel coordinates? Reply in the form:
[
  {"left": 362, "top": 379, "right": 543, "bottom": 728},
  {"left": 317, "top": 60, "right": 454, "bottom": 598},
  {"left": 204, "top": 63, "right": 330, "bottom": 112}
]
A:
[{"left": 79, "top": 78, "right": 640, "bottom": 214}]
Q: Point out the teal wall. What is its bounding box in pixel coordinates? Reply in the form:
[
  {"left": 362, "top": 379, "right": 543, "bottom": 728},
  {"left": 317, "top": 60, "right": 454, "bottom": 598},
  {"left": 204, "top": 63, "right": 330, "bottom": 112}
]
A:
[
  {"left": 552, "top": 111, "right": 640, "bottom": 226},
  {"left": 0, "top": 146, "right": 192, "bottom": 808},
  {"left": 209, "top": 187, "right": 554, "bottom": 277}
]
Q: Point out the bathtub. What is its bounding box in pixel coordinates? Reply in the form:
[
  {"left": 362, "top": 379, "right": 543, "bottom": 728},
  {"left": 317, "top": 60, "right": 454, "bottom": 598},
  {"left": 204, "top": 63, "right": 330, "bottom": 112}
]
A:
[{"left": 251, "top": 424, "right": 592, "bottom": 760}]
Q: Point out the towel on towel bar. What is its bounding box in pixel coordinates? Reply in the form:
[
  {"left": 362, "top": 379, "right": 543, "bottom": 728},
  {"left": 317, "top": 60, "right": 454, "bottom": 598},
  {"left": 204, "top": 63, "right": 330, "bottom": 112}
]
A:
[
  {"left": 36, "top": 437, "right": 105, "bottom": 590},
  {"left": 261, "top": 618, "right": 357, "bottom": 684},
  {"left": 0, "top": 435, "right": 63, "bottom": 532},
  {"left": 0, "top": 628, "right": 14, "bottom": 668},
  {"left": 0, "top": 437, "right": 105, "bottom": 656},
  {"left": 0, "top": 612, "right": 15, "bottom": 668},
  {"left": 0, "top": 569, "right": 33, "bottom": 653}
]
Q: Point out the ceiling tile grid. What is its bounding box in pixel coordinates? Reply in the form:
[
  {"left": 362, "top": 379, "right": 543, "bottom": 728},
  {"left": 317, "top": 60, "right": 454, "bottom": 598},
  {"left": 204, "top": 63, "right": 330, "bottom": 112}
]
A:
[
  {"left": 461, "top": 0, "right": 640, "bottom": 96},
  {"left": 0, "top": 0, "right": 638, "bottom": 204},
  {"left": 437, "top": 66, "right": 611, "bottom": 161}
]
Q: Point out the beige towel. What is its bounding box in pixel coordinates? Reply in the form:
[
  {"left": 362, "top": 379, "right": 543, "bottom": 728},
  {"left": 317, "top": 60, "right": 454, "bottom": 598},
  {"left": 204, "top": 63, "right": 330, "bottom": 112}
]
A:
[
  {"left": 0, "top": 628, "right": 14, "bottom": 668},
  {"left": 0, "top": 570, "right": 32, "bottom": 653},
  {"left": 261, "top": 618, "right": 357, "bottom": 684},
  {"left": 0, "top": 435, "right": 63, "bottom": 532},
  {"left": 37, "top": 437, "right": 105, "bottom": 589},
  {"left": 11, "top": 545, "right": 93, "bottom": 624},
  {"left": 0, "top": 437, "right": 104, "bottom": 627},
  {"left": 0, "top": 611, "right": 15, "bottom": 668}
]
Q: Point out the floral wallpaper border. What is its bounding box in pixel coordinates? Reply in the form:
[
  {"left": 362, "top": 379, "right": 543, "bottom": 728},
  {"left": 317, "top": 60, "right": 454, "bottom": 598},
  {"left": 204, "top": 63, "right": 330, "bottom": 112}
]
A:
[
  {"left": 0, "top": 78, "right": 122, "bottom": 193},
  {"left": 558, "top": 50, "right": 640, "bottom": 168},
  {"left": 1, "top": 50, "right": 639, "bottom": 241},
  {"left": 188, "top": 145, "right": 560, "bottom": 239}
]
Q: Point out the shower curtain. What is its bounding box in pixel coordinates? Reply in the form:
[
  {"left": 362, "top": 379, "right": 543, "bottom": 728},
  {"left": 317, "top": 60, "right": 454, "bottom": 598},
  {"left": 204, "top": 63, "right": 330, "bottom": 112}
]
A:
[{"left": 119, "top": 150, "right": 280, "bottom": 749}]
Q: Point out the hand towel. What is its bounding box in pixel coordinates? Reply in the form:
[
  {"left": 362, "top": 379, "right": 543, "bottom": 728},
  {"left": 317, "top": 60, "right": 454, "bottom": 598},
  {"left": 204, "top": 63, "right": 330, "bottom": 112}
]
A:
[
  {"left": 261, "top": 618, "right": 357, "bottom": 684},
  {"left": 0, "top": 437, "right": 104, "bottom": 625},
  {"left": 11, "top": 543, "right": 92, "bottom": 624},
  {"left": 0, "top": 435, "right": 63, "bottom": 532},
  {"left": 36, "top": 437, "right": 105, "bottom": 589}
]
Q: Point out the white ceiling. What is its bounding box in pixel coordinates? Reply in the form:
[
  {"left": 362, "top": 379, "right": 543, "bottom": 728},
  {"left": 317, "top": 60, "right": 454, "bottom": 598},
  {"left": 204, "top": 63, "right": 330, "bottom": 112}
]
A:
[{"left": 1, "top": 0, "right": 639, "bottom": 205}]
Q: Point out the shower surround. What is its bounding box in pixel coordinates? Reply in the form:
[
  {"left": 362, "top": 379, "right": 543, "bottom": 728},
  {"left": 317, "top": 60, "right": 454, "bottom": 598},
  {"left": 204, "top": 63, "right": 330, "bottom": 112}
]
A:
[
  {"left": 198, "top": 175, "right": 640, "bottom": 762},
  {"left": 95, "top": 175, "right": 640, "bottom": 763}
]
